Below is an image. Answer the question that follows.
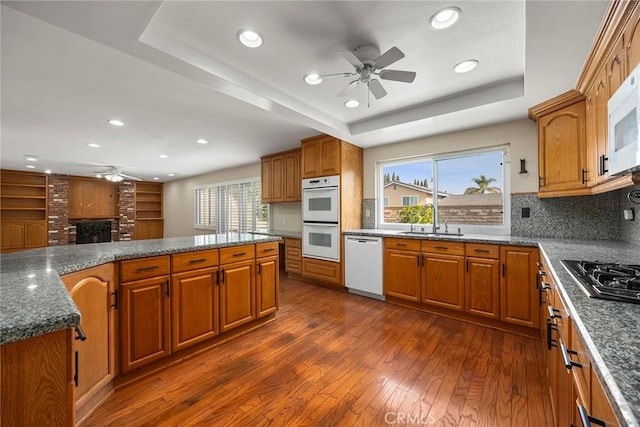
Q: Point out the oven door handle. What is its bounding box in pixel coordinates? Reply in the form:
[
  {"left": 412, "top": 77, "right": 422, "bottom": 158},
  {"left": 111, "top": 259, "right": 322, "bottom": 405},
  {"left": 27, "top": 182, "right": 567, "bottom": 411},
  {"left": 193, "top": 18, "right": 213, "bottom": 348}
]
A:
[
  {"left": 302, "top": 187, "right": 337, "bottom": 192},
  {"left": 304, "top": 222, "right": 339, "bottom": 227}
]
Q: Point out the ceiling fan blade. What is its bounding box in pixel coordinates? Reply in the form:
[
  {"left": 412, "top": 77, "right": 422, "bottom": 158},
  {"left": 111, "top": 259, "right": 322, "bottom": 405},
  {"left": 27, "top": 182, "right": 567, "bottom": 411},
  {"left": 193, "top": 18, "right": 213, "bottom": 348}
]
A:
[
  {"left": 380, "top": 69, "right": 416, "bottom": 83},
  {"left": 338, "top": 79, "right": 360, "bottom": 97},
  {"left": 368, "top": 79, "right": 387, "bottom": 100},
  {"left": 118, "top": 172, "right": 143, "bottom": 181},
  {"left": 374, "top": 47, "right": 405, "bottom": 69},
  {"left": 339, "top": 49, "right": 363, "bottom": 68},
  {"left": 318, "top": 71, "right": 358, "bottom": 79}
]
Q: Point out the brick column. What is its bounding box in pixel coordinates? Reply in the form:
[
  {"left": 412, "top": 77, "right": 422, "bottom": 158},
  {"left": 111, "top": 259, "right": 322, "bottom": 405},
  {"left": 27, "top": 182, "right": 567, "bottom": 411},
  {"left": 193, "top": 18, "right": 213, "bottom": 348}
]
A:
[
  {"left": 118, "top": 181, "right": 135, "bottom": 241},
  {"left": 47, "top": 174, "right": 69, "bottom": 246}
]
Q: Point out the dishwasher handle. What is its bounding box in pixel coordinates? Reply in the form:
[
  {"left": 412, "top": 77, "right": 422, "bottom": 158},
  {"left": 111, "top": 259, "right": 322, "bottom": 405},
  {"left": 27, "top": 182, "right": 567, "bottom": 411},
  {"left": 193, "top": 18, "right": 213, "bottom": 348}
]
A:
[{"left": 346, "top": 236, "right": 381, "bottom": 244}]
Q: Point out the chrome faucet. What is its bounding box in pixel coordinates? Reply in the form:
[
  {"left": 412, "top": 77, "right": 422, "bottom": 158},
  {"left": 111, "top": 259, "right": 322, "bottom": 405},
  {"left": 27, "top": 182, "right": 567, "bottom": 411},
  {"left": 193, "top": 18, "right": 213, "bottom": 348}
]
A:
[{"left": 424, "top": 203, "right": 439, "bottom": 234}]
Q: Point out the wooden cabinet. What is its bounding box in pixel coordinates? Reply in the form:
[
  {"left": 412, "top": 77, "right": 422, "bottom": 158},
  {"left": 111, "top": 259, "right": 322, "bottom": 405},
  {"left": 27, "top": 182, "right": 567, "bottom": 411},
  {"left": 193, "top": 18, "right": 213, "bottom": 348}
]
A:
[
  {"left": 255, "top": 242, "right": 279, "bottom": 318},
  {"left": 421, "top": 241, "right": 465, "bottom": 311},
  {"left": 261, "top": 148, "right": 301, "bottom": 203},
  {"left": 465, "top": 244, "right": 500, "bottom": 319},
  {"left": 61, "top": 263, "right": 117, "bottom": 421},
  {"left": 219, "top": 245, "right": 256, "bottom": 333},
  {"left": 500, "top": 246, "right": 539, "bottom": 329},
  {"left": 68, "top": 177, "right": 118, "bottom": 218},
  {"left": 626, "top": 4, "right": 640, "bottom": 73},
  {"left": 119, "top": 256, "right": 171, "bottom": 372},
  {"left": 384, "top": 238, "right": 421, "bottom": 302},
  {"left": 590, "top": 371, "right": 619, "bottom": 426},
  {"left": 0, "top": 170, "right": 48, "bottom": 252},
  {"left": 134, "top": 182, "right": 163, "bottom": 240},
  {"left": 171, "top": 250, "right": 219, "bottom": 352},
  {"left": 586, "top": 68, "right": 609, "bottom": 187},
  {"left": 300, "top": 134, "right": 341, "bottom": 178},
  {"left": 302, "top": 257, "right": 342, "bottom": 286},
  {"left": 1, "top": 328, "right": 74, "bottom": 426},
  {"left": 284, "top": 238, "right": 302, "bottom": 274},
  {"left": 531, "top": 94, "right": 590, "bottom": 196}
]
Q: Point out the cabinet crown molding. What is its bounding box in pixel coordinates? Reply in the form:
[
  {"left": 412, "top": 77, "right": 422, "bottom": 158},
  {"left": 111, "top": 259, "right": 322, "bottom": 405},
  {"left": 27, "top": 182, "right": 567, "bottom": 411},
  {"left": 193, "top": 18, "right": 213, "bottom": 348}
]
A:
[{"left": 528, "top": 90, "right": 585, "bottom": 121}]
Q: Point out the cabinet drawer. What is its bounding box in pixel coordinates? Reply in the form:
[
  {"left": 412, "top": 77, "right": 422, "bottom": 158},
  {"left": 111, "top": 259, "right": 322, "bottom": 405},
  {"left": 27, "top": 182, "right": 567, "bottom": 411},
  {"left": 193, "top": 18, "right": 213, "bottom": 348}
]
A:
[
  {"left": 285, "top": 259, "right": 301, "bottom": 274},
  {"left": 552, "top": 289, "right": 570, "bottom": 344},
  {"left": 286, "top": 247, "right": 301, "bottom": 260},
  {"left": 385, "top": 238, "right": 421, "bottom": 251},
  {"left": 570, "top": 325, "right": 591, "bottom": 400},
  {"left": 121, "top": 255, "right": 171, "bottom": 282},
  {"left": 302, "top": 257, "right": 341, "bottom": 285},
  {"left": 220, "top": 244, "right": 255, "bottom": 264},
  {"left": 172, "top": 249, "right": 218, "bottom": 273},
  {"left": 465, "top": 243, "right": 499, "bottom": 259},
  {"left": 285, "top": 238, "right": 301, "bottom": 248},
  {"left": 421, "top": 240, "right": 465, "bottom": 256},
  {"left": 256, "top": 241, "right": 279, "bottom": 258}
]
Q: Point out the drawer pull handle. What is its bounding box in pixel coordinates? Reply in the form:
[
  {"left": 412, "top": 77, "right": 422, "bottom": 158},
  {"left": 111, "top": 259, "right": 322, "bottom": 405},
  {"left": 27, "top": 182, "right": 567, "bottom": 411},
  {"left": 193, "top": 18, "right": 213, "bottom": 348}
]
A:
[
  {"left": 165, "top": 280, "right": 170, "bottom": 298},
  {"left": 578, "top": 405, "right": 606, "bottom": 427},
  {"left": 232, "top": 252, "right": 247, "bottom": 257},
  {"left": 111, "top": 290, "right": 119, "bottom": 310},
  {"left": 74, "top": 325, "right": 87, "bottom": 341},
  {"left": 546, "top": 319, "right": 558, "bottom": 350},
  {"left": 435, "top": 246, "right": 448, "bottom": 250},
  {"left": 74, "top": 350, "right": 79, "bottom": 387},
  {"left": 560, "top": 343, "right": 583, "bottom": 370},
  {"left": 473, "top": 249, "right": 490, "bottom": 253},
  {"left": 262, "top": 248, "right": 275, "bottom": 252},
  {"left": 136, "top": 265, "right": 159, "bottom": 273},
  {"left": 189, "top": 258, "right": 207, "bottom": 264},
  {"left": 548, "top": 305, "right": 560, "bottom": 319},
  {"left": 396, "top": 243, "right": 408, "bottom": 247}
]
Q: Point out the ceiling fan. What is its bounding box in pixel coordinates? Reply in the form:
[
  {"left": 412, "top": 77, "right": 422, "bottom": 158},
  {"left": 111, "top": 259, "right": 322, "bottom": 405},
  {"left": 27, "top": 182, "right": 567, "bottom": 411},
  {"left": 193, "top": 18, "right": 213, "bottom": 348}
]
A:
[
  {"left": 318, "top": 45, "right": 416, "bottom": 105},
  {"left": 93, "top": 166, "right": 143, "bottom": 182}
]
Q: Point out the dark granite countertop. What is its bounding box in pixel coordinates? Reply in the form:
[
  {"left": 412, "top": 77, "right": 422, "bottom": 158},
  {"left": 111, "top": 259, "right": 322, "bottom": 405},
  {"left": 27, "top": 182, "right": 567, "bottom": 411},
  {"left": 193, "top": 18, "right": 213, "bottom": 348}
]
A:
[
  {"left": 0, "top": 233, "right": 281, "bottom": 346},
  {"left": 344, "top": 229, "right": 640, "bottom": 426}
]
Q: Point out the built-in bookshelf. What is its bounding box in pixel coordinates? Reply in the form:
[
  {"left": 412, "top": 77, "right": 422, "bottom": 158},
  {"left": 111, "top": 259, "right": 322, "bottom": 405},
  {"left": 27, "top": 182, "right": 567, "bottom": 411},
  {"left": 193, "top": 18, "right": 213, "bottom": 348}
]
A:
[{"left": 134, "top": 182, "right": 163, "bottom": 239}]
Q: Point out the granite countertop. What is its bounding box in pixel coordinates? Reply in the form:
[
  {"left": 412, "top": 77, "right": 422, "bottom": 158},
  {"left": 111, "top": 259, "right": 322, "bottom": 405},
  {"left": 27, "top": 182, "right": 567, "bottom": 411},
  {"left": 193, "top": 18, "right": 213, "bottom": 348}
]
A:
[
  {"left": 0, "top": 233, "right": 281, "bottom": 346},
  {"left": 344, "top": 228, "right": 640, "bottom": 426},
  {"left": 249, "top": 229, "right": 302, "bottom": 239}
]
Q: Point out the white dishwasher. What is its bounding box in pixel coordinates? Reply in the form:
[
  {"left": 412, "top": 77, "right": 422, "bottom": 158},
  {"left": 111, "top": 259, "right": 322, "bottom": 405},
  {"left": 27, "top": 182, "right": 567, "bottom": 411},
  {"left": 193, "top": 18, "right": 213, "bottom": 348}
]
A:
[{"left": 344, "top": 235, "right": 384, "bottom": 301}]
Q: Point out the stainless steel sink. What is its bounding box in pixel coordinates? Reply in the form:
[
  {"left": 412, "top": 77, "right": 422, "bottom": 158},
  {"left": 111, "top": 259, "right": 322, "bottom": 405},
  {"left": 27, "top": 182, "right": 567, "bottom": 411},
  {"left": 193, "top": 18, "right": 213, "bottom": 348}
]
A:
[{"left": 399, "top": 231, "right": 464, "bottom": 237}]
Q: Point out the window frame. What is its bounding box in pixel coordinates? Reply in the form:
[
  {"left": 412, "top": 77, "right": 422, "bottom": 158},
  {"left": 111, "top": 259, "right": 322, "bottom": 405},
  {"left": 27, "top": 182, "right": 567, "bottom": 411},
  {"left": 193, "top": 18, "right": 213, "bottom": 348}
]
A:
[
  {"left": 401, "top": 195, "right": 418, "bottom": 206},
  {"left": 376, "top": 145, "right": 511, "bottom": 235}
]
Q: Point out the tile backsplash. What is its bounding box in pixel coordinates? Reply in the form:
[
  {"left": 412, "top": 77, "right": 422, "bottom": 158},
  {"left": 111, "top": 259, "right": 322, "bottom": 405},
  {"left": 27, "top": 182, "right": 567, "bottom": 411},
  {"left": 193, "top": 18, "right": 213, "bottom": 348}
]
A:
[{"left": 619, "top": 184, "right": 640, "bottom": 244}]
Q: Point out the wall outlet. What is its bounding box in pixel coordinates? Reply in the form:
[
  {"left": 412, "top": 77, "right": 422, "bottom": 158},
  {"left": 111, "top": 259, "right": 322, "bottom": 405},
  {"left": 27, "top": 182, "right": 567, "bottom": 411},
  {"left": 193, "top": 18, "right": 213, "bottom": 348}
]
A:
[
  {"left": 365, "top": 209, "right": 371, "bottom": 218},
  {"left": 521, "top": 207, "right": 530, "bottom": 218},
  {"left": 623, "top": 208, "right": 635, "bottom": 221}
]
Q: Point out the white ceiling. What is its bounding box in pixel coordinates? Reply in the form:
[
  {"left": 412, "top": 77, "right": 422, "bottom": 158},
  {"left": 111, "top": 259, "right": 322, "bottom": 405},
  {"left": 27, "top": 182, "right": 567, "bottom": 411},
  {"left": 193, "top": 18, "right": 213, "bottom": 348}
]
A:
[{"left": 1, "top": 1, "right": 608, "bottom": 182}]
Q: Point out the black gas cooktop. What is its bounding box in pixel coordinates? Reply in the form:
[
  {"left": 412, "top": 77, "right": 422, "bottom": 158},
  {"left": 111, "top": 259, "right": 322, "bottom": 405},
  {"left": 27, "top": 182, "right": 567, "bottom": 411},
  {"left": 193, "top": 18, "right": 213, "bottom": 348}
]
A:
[{"left": 562, "top": 260, "right": 640, "bottom": 304}]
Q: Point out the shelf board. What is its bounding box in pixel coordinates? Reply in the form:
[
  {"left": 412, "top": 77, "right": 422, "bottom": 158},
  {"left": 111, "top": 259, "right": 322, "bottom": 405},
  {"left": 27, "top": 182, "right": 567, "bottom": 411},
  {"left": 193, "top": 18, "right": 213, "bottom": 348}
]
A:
[
  {"left": 0, "top": 183, "right": 46, "bottom": 188},
  {"left": 136, "top": 218, "right": 163, "bottom": 221},
  {"left": 0, "top": 195, "right": 46, "bottom": 199},
  {"left": 1, "top": 208, "right": 46, "bottom": 211}
]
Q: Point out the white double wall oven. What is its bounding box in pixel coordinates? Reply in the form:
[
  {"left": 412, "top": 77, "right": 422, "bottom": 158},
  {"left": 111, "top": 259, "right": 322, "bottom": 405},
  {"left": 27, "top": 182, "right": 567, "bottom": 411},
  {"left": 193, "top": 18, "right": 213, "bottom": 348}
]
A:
[{"left": 302, "top": 175, "right": 340, "bottom": 262}]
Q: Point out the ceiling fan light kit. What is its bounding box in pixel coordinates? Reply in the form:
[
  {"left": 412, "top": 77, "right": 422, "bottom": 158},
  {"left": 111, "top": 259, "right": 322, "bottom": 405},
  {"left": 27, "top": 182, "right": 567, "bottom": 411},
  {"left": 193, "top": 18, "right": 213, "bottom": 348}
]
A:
[{"left": 104, "top": 174, "right": 124, "bottom": 183}]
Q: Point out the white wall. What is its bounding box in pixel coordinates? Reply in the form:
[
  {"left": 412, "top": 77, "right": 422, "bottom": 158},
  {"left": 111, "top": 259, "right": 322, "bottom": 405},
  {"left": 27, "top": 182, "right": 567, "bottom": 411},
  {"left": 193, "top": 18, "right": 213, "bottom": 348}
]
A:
[
  {"left": 362, "top": 119, "right": 538, "bottom": 198},
  {"left": 163, "top": 163, "right": 260, "bottom": 237},
  {"left": 271, "top": 202, "right": 302, "bottom": 232}
]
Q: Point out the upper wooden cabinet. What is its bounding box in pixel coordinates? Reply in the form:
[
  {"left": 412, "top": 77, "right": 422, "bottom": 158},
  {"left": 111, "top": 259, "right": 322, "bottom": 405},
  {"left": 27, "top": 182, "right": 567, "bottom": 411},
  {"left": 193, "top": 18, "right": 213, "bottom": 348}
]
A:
[
  {"left": 69, "top": 177, "right": 118, "bottom": 219},
  {"left": 531, "top": 92, "right": 590, "bottom": 197},
  {"left": 300, "top": 134, "right": 341, "bottom": 178},
  {"left": 261, "top": 148, "right": 301, "bottom": 203}
]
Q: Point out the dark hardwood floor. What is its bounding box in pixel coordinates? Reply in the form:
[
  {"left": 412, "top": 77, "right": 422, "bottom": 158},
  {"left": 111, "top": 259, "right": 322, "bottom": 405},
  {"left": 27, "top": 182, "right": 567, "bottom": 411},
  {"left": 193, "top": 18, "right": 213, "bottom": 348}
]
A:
[{"left": 85, "top": 273, "right": 553, "bottom": 426}]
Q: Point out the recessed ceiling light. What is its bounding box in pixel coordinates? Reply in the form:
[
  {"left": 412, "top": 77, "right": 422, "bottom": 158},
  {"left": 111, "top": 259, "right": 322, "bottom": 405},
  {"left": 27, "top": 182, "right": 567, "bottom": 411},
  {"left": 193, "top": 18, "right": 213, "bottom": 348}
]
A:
[
  {"left": 108, "top": 119, "right": 124, "bottom": 127},
  {"left": 304, "top": 73, "right": 323, "bottom": 85},
  {"left": 344, "top": 99, "right": 360, "bottom": 108},
  {"left": 159, "top": 154, "right": 168, "bottom": 159},
  {"left": 44, "top": 169, "right": 52, "bottom": 174},
  {"left": 453, "top": 59, "right": 478, "bottom": 73},
  {"left": 87, "top": 143, "right": 100, "bottom": 148},
  {"left": 26, "top": 165, "right": 36, "bottom": 169},
  {"left": 196, "top": 139, "right": 209, "bottom": 144},
  {"left": 238, "top": 30, "right": 263, "bottom": 48},
  {"left": 25, "top": 156, "right": 38, "bottom": 162},
  {"left": 168, "top": 173, "right": 175, "bottom": 177},
  {"left": 429, "top": 7, "right": 461, "bottom": 30},
  {"left": 153, "top": 177, "right": 159, "bottom": 180}
]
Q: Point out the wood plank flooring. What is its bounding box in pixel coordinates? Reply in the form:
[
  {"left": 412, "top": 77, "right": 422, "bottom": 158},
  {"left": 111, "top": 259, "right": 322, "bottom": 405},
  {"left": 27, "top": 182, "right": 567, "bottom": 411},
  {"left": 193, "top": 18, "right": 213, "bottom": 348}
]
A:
[{"left": 85, "top": 274, "right": 553, "bottom": 426}]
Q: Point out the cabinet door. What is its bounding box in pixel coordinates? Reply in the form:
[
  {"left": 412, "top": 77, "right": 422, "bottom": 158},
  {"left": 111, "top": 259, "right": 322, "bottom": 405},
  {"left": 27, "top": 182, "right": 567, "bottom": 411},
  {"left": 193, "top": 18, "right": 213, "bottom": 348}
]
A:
[
  {"left": 554, "top": 336, "right": 573, "bottom": 427},
  {"left": 422, "top": 254, "right": 465, "bottom": 311},
  {"left": 24, "top": 221, "right": 47, "bottom": 248},
  {"left": 120, "top": 275, "right": 171, "bottom": 372},
  {"left": 591, "top": 372, "right": 619, "bottom": 426},
  {"left": 1, "top": 222, "right": 24, "bottom": 250},
  {"left": 283, "top": 150, "right": 300, "bottom": 202},
  {"left": 256, "top": 255, "right": 279, "bottom": 318},
  {"left": 626, "top": 5, "right": 640, "bottom": 72},
  {"left": 62, "top": 264, "right": 116, "bottom": 409},
  {"left": 538, "top": 101, "right": 588, "bottom": 193},
  {"left": 220, "top": 259, "right": 255, "bottom": 333},
  {"left": 465, "top": 257, "right": 500, "bottom": 319},
  {"left": 384, "top": 249, "right": 421, "bottom": 302},
  {"left": 134, "top": 219, "right": 163, "bottom": 240},
  {"left": 593, "top": 70, "right": 609, "bottom": 185},
  {"left": 271, "top": 155, "right": 284, "bottom": 202},
  {"left": 320, "top": 138, "right": 341, "bottom": 176},
  {"left": 171, "top": 267, "right": 219, "bottom": 352},
  {"left": 301, "top": 139, "right": 323, "bottom": 178},
  {"left": 261, "top": 157, "right": 273, "bottom": 202},
  {"left": 500, "top": 246, "right": 539, "bottom": 328}
]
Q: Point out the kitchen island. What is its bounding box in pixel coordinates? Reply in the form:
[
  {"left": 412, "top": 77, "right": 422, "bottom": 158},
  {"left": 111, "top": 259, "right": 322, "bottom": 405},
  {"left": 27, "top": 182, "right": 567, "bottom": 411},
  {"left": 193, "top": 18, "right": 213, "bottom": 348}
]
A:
[
  {"left": 344, "top": 229, "right": 640, "bottom": 427},
  {"left": 0, "top": 233, "right": 281, "bottom": 425}
]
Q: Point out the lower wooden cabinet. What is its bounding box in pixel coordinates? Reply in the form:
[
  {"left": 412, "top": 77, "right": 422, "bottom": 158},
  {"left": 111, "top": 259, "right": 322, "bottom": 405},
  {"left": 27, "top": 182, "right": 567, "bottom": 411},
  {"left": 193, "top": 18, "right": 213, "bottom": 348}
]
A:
[
  {"left": 465, "top": 256, "right": 500, "bottom": 319},
  {"left": 120, "top": 275, "right": 171, "bottom": 372},
  {"left": 134, "top": 219, "right": 163, "bottom": 240},
  {"left": 171, "top": 267, "right": 219, "bottom": 352},
  {"left": 61, "top": 264, "right": 117, "bottom": 420},
  {"left": 256, "top": 255, "right": 279, "bottom": 318},
  {"left": 1, "top": 220, "right": 47, "bottom": 252},
  {"left": 422, "top": 253, "right": 465, "bottom": 311},
  {"left": 500, "top": 246, "right": 539, "bottom": 329},
  {"left": 220, "top": 258, "right": 256, "bottom": 333},
  {"left": 384, "top": 248, "right": 421, "bottom": 301},
  {"left": 285, "top": 238, "right": 302, "bottom": 274},
  {"left": 301, "top": 257, "right": 342, "bottom": 286}
]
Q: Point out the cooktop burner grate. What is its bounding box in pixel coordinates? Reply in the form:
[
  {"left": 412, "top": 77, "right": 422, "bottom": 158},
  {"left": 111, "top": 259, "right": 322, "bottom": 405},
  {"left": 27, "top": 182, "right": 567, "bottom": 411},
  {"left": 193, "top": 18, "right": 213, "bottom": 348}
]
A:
[{"left": 561, "top": 260, "right": 640, "bottom": 304}]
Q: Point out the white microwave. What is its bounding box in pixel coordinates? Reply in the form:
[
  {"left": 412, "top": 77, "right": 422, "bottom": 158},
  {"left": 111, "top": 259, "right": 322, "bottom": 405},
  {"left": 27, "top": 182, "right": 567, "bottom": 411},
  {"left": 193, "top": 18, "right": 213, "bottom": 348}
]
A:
[{"left": 608, "top": 63, "right": 640, "bottom": 176}]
